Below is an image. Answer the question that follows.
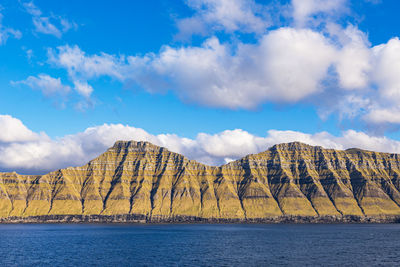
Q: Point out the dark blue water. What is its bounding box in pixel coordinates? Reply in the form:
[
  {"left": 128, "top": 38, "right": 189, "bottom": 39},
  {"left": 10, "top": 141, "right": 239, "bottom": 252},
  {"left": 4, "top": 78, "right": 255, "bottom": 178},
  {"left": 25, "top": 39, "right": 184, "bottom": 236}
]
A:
[{"left": 0, "top": 224, "right": 399, "bottom": 266}]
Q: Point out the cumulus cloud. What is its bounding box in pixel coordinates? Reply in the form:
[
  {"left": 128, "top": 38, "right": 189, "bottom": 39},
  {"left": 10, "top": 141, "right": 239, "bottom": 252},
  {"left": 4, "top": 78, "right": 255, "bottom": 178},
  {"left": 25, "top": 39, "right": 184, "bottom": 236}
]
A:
[
  {"left": 128, "top": 27, "right": 337, "bottom": 107},
  {"left": 46, "top": 27, "right": 337, "bottom": 108},
  {"left": 0, "top": 115, "right": 39, "bottom": 143},
  {"left": 292, "top": 0, "right": 348, "bottom": 27},
  {"left": 47, "top": 45, "right": 125, "bottom": 100},
  {"left": 48, "top": 45, "right": 125, "bottom": 81},
  {"left": 13, "top": 74, "right": 71, "bottom": 97},
  {"left": 43, "top": 21, "right": 400, "bottom": 126},
  {"left": 331, "top": 36, "right": 400, "bottom": 128},
  {"left": 333, "top": 25, "right": 371, "bottom": 90},
  {"left": 3, "top": 115, "right": 400, "bottom": 175},
  {"left": 371, "top": 38, "right": 400, "bottom": 104},
  {"left": 23, "top": 1, "right": 77, "bottom": 38},
  {"left": 364, "top": 108, "right": 400, "bottom": 125},
  {"left": 176, "top": 0, "right": 270, "bottom": 38}
]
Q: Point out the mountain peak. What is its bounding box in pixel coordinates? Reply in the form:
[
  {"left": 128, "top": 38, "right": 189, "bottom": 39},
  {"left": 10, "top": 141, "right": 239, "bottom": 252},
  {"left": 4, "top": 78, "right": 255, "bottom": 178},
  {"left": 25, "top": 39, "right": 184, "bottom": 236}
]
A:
[
  {"left": 111, "top": 140, "right": 165, "bottom": 152},
  {"left": 270, "top": 141, "right": 317, "bottom": 151}
]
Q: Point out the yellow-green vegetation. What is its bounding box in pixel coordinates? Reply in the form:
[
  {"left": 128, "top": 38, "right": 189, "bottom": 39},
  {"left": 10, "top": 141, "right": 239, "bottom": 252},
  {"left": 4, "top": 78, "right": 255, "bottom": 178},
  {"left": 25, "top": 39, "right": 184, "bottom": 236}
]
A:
[{"left": 1, "top": 141, "right": 400, "bottom": 220}]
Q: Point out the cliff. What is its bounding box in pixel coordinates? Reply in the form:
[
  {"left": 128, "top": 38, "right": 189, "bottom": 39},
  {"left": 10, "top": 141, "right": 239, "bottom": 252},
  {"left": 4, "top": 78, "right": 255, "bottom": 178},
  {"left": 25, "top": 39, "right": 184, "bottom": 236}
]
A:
[{"left": 1, "top": 141, "right": 400, "bottom": 223}]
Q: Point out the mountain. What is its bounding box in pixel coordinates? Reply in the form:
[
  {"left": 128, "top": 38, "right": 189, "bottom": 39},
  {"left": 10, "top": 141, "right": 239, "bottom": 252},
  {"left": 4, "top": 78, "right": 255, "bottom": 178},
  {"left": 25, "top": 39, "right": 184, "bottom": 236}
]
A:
[{"left": 1, "top": 141, "right": 400, "bottom": 223}]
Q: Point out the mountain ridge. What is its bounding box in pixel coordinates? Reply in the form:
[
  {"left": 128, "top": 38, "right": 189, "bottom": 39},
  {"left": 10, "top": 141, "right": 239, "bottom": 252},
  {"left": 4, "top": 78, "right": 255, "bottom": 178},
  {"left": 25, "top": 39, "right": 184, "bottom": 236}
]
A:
[{"left": 1, "top": 140, "right": 400, "bottom": 223}]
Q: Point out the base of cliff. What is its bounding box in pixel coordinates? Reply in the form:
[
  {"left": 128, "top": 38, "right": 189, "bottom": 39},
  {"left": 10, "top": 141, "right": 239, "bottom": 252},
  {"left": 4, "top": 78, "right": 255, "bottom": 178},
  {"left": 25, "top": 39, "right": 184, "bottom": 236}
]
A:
[{"left": 1, "top": 214, "right": 400, "bottom": 223}]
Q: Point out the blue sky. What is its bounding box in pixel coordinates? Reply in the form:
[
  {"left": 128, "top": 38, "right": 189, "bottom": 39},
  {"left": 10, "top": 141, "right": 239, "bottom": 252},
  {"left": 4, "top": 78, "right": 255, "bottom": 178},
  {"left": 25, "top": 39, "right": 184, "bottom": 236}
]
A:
[{"left": 2, "top": 0, "right": 400, "bottom": 174}]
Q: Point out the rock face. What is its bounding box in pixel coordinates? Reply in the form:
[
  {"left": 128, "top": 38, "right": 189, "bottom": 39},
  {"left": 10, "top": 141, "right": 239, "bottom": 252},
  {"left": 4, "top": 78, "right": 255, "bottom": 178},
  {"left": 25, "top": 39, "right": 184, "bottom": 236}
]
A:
[{"left": 1, "top": 141, "right": 400, "bottom": 223}]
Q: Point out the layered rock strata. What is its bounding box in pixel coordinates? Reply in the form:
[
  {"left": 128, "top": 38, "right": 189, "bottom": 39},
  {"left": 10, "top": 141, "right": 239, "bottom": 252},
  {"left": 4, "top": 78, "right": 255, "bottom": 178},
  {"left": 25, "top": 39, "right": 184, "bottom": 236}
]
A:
[{"left": 1, "top": 141, "right": 400, "bottom": 223}]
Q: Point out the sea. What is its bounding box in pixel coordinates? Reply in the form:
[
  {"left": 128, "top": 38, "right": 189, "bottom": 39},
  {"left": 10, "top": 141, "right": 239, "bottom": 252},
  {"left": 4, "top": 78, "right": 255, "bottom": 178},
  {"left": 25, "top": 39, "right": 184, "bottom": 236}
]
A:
[{"left": 0, "top": 224, "right": 399, "bottom": 266}]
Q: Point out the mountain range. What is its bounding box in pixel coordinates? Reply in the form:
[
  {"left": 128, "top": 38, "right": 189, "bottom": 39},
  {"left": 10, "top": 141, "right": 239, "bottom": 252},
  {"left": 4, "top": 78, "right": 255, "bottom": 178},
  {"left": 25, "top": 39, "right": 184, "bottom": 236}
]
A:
[{"left": 1, "top": 141, "right": 400, "bottom": 223}]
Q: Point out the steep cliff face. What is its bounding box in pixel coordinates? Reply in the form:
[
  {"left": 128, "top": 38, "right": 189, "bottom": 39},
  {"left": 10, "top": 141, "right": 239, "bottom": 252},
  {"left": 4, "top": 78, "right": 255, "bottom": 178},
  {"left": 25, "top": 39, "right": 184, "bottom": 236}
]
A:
[{"left": 1, "top": 141, "right": 400, "bottom": 222}]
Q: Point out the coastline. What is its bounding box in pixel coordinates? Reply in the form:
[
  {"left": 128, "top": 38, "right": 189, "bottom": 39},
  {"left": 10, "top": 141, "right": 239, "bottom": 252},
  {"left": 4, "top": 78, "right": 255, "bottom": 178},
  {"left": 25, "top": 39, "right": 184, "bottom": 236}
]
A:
[{"left": 1, "top": 214, "right": 400, "bottom": 224}]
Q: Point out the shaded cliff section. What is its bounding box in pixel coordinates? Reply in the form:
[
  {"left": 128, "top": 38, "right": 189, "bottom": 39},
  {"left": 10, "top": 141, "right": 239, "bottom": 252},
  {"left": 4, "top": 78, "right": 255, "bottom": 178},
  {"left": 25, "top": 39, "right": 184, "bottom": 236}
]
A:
[{"left": 2, "top": 141, "right": 400, "bottom": 223}]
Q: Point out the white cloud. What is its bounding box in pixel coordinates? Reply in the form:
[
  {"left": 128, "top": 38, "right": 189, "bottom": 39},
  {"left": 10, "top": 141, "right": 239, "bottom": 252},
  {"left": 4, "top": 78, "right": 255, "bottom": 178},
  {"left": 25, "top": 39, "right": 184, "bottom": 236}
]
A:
[
  {"left": 176, "top": 0, "right": 270, "bottom": 38},
  {"left": 371, "top": 38, "right": 400, "bottom": 104},
  {"left": 48, "top": 45, "right": 125, "bottom": 81},
  {"left": 22, "top": 2, "right": 41, "bottom": 16},
  {"left": 60, "top": 18, "right": 76, "bottom": 32},
  {"left": 3, "top": 115, "right": 400, "bottom": 175},
  {"left": 43, "top": 24, "right": 399, "bottom": 122},
  {"left": 335, "top": 37, "right": 400, "bottom": 127},
  {"left": 0, "top": 115, "right": 39, "bottom": 143},
  {"left": 73, "top": 80, "right": 93, "bottom": 98},
  {"left": 363, "top": 108, "right": 400, "bottom": 125},
  {"left": 46, "top": 44, "right": 125, "bottom": 104},
  {"left": 23, "top": 1, "right": 77, "bottom": 38},
  {"left": 256, "top": 27, "right": 336, "bottom": 101},
  {"left": 334, "top": 25, "right": 372, "bottom": 90},
  {"left": 32, "top": 16, "right": 62, "bottom": 38},
  {"left": 13, "top": 74, "right": 71, "bottom": 97},
  {"left": 0, "top": 11, "right": 22, "bottom": 45},
  {"left": 127, "top": 27, "right": 337, "bottom": 107},
  {"left": 292, "top": 0, "right": 348, "bottom": 27}
]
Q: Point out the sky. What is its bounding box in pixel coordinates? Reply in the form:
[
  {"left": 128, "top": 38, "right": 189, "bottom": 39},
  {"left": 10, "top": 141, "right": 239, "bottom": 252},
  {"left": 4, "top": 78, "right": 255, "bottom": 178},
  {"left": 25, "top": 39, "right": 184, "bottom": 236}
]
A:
[{"left": 2, "top": 0, "right": 400, "bottom": 174}]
